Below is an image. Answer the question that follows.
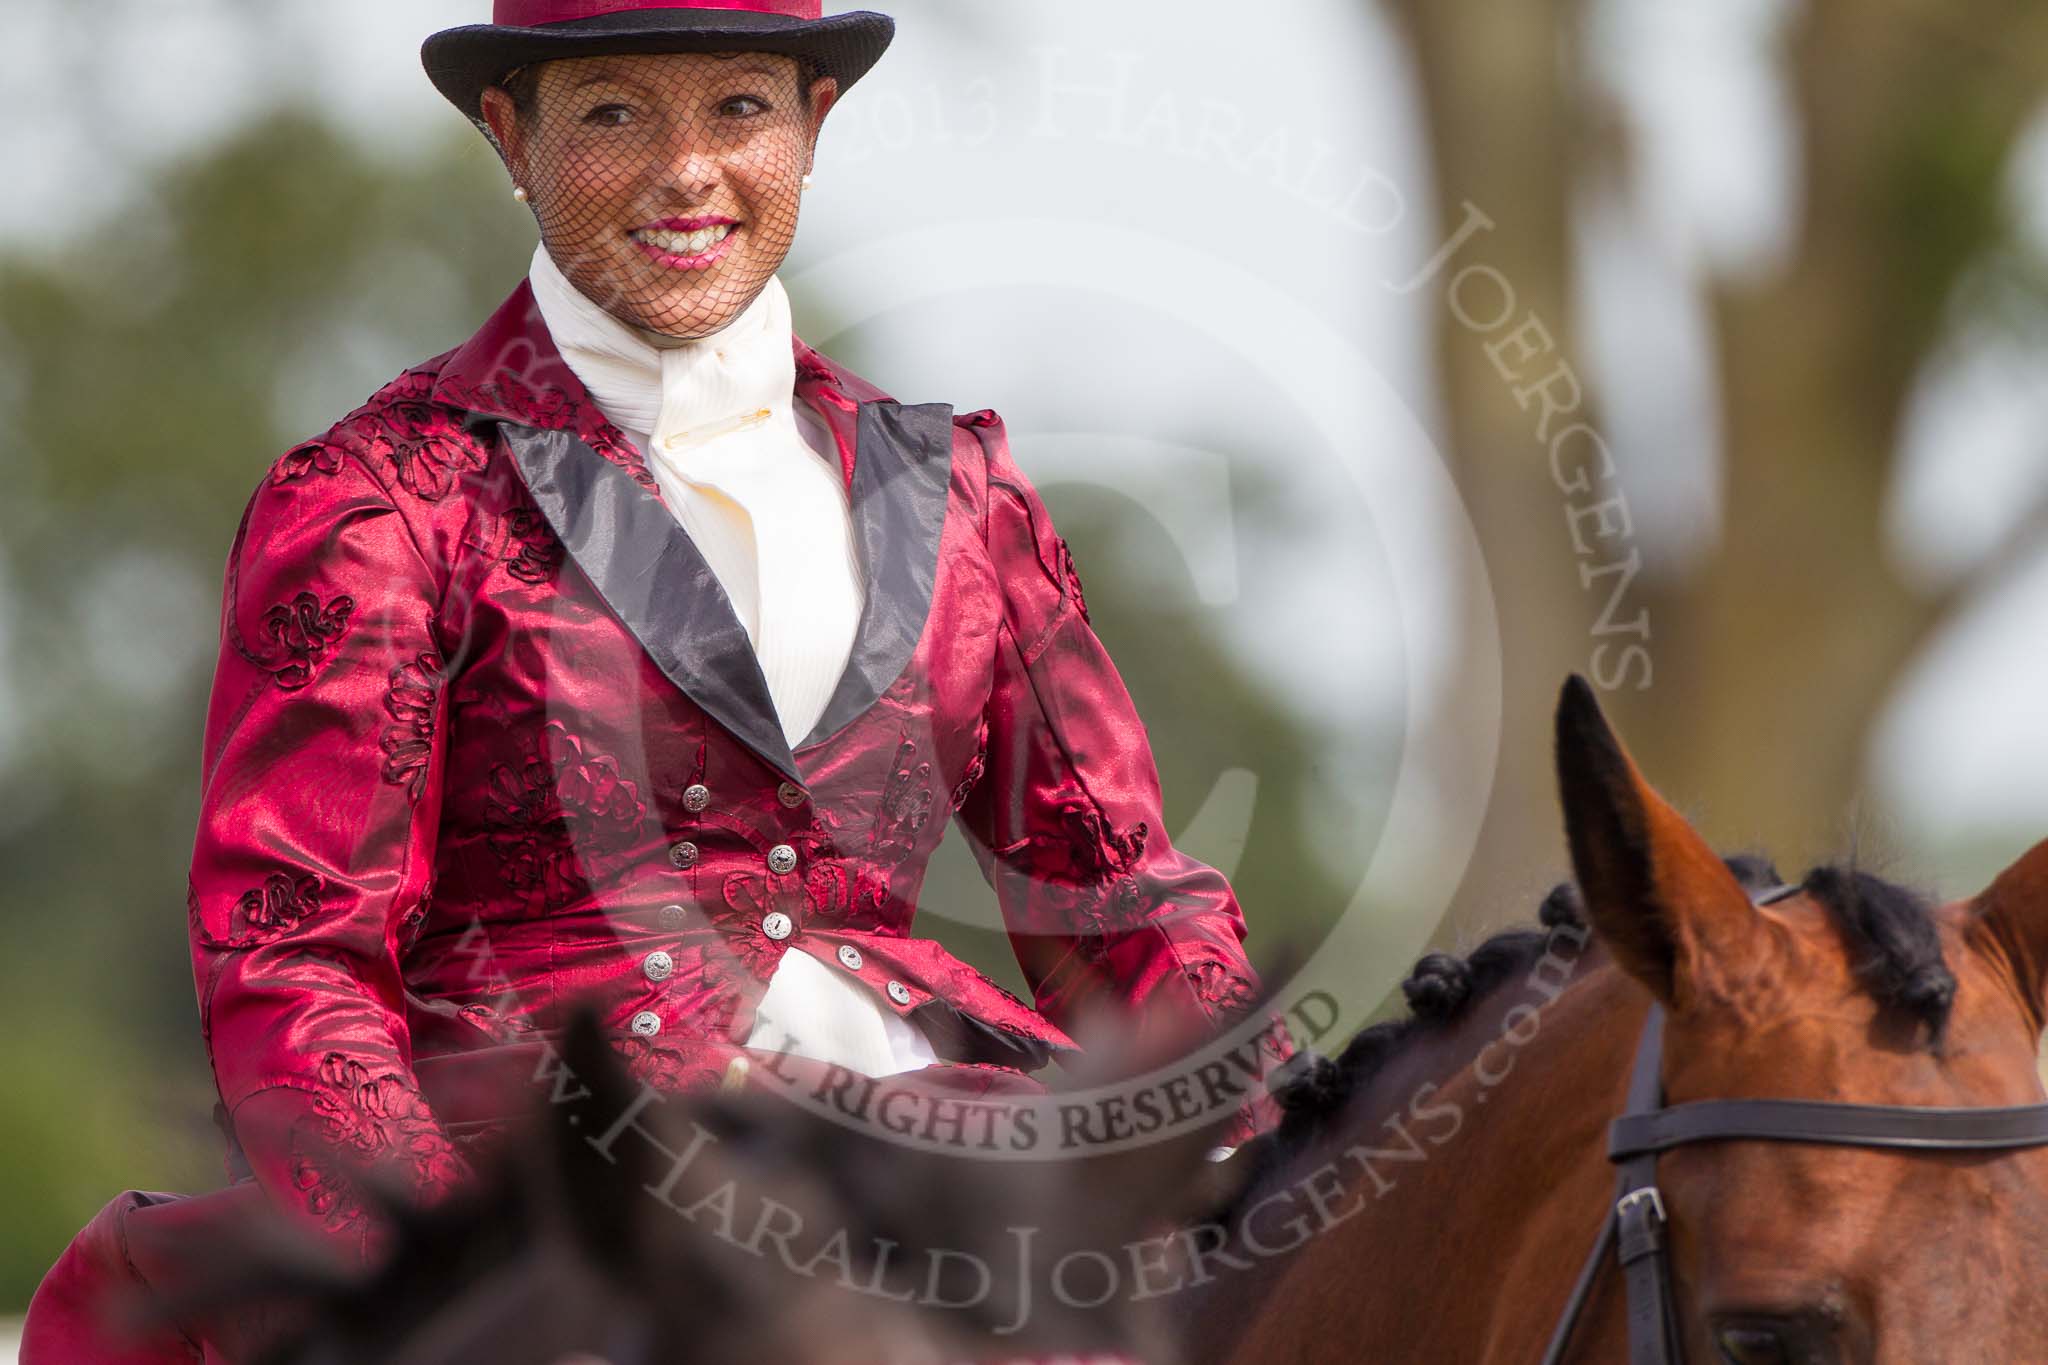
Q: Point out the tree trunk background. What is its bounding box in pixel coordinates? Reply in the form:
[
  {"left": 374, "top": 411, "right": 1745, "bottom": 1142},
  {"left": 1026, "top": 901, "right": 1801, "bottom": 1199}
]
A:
[{"left": 1387, "top": 0, "right": 2048, "bottom": 939}]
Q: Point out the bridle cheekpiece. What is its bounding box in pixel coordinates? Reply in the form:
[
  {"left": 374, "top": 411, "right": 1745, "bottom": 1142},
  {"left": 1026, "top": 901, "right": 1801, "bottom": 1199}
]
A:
[{"left": 1539, "top": 883, "right": 2048, "bottom": 1364}]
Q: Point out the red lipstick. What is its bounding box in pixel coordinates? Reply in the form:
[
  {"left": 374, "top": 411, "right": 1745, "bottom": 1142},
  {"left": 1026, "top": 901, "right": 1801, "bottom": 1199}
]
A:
[{"left": 629, "top": 218, "right": 740, "bottom": 271}]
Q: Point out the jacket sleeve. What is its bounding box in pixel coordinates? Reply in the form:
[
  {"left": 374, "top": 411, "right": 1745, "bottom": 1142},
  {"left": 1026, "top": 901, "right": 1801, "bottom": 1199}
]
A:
[
  {"left": 950, "top": 411, "right": 1290, "bottom": 1144},
  {"left": 187, "top": 432, "right": 467, "bottom": 1260}
]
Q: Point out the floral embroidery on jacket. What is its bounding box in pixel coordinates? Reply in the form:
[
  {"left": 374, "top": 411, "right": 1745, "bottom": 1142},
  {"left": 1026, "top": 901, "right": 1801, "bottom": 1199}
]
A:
[
  {"left": 370, "top": 368, "right": 439, "bottom": 410},
  {"left": 1053, "top": 535, "right": 1091, "bottom": 624},
  {"left": 349, "top": 401, "right": 489, "bottom": 502},
  {"left": 991, "top": 799, "right": 1151, "bottom": 953},
  {"left": 455, "top": 1001, "right": 518, "bottom": 1043},
  {"left": 192, "top": 869, "right": 328, "bottom": 951},
  {"left": 792, "top": 736, "right": 945, "bottom": 926},
  {"left": 502, "top": 504, "right": 565, "bottom": 585},
  {"left": 1062, "top": 803, "right": 1147, "bottom": 879},
  {"left": 800, "top": 860, "right": 863, "bottom": 926},
  {"left": 949, "top": 723, "right": 989, "bottom": 812},
  {"left": 580, "top": 413, "right": 663, "bottom": 496},
  {"left": 720, "top": 873, "right": 807, "bottom": 978},
  {"left": 1059, "top": 802, "right": 1148, "bottom": 926},
  {"left": 398, "top": 886, "right": 433, "bottom": 951},
  {"left": 255, "top": 590, "right": 354, "bottom": 689},
  {"left": 874, "top": 737, "right": 936, "bottom": 865},
  {"left": 240, "top": 871, "right": 325, "bottom": 934},
  {"left": 273, "top": 438, "right": 348, "bottom": 485},
  {"left": 379, "top": 650, "right": 444, "bottom": 799},
  {"left": 437, "top": 372, "right": 574, "bottom": 434},
  {"left": 1184, "top": 958, "right": 1259, "bottom": 1022},
  {"left": 288, "top": 1052, "right": 467, "bottom": 1242},
  {"left": 609, "top": 1037, "right": 729, "bottom": 1094},
  {"left": 483, "top": 721, "right": 645, "bottom": 909},
  {"left": 434, "top": 366, "right": 661, "bottom": 498},
  {"left": 790, "top": 810, "right": 884, "bottom": 928},
  {"left": 793, "top": 811, "right": 845, "bottom": 863}
]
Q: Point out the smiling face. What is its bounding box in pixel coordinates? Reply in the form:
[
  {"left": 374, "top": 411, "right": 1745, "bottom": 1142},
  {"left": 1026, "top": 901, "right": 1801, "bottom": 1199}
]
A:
[{"left": 481, "top": 50, "right": 837, "bottom": 338}]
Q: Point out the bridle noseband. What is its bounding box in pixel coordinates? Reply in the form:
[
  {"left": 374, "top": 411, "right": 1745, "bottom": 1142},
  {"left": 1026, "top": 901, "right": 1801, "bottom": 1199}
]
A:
[{"left": 1538, "top": 883, "right": 2048, "bottom": 1365}]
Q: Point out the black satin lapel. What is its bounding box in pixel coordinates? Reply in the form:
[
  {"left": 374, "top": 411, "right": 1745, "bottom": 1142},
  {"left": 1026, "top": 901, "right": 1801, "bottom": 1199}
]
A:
[
  {"left": 501, "top": 424, "right": 801, "bottom": 784},
  {"left": 798, "top": 401, "right": 955, "bottom": 750}
]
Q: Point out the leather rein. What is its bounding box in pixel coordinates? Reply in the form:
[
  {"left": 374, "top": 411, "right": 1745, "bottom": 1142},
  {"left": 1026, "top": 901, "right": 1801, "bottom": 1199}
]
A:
[{"left": 1537, "top": 883, "right": 2048, "bottom": 1364}]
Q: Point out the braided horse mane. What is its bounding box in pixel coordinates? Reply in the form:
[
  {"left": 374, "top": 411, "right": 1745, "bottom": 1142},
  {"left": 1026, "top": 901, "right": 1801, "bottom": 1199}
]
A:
[{"left": 1210, "top": 849, "right": 1955, "bottom": 1229}]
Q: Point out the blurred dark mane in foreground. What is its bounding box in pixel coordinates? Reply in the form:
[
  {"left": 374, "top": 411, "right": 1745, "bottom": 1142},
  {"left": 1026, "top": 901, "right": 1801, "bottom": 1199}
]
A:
[{"left": 151, "top": 1007, "right": 1214, "bottom": 1365}]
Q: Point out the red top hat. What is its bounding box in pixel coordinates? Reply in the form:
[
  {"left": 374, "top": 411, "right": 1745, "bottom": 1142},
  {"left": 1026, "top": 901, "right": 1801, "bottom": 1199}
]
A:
[{"left": 422, "top": 0, "right": 894, "bottom": 125}]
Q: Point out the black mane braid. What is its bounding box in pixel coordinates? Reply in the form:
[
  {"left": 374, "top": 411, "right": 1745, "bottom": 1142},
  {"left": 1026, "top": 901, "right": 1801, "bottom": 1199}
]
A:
[
  {"left": 1801, "top": 862, "right": 1955, "bottom": 1043},
  {"left": 1239, "top": 876, "right": 1602, "bottom": 1193},
  {"left": 1232, "top": 852, "right": 1953, "bottom": 1205}
]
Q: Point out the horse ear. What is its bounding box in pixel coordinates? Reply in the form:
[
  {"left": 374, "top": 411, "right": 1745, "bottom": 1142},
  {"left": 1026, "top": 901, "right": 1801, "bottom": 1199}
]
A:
[
  {"left": 1967, "top": 836, "right": 2048, "bottom": 1031},
  {"left": 1553, "top": 674, "right": 1761, "bottom": 1005}
]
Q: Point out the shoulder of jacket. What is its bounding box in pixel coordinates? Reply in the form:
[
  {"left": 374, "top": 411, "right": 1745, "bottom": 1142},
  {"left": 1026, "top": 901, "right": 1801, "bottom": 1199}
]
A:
[
  {"left": 266, "top": 350, "right": 484, "bottom": 506},
  {"left": 795, "top": 335, "right": 899, "bottom": 408},
  {"left": 950, "top": 407, "right": 1010, "bottom": 539},
  {"left": 343, "top": 350, "right": 473, "bottom": 441}
]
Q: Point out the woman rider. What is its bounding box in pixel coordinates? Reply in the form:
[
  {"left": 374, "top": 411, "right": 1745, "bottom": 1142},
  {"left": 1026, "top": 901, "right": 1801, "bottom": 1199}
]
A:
[{"left": 22, "top": 4, "right": 1286, "bottom": 1358}]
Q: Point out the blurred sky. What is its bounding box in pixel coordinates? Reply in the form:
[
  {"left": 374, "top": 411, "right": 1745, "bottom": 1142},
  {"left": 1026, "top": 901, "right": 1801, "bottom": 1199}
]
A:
[{"left": 2, "top": 0, "right": 2045, "bottom": 863}]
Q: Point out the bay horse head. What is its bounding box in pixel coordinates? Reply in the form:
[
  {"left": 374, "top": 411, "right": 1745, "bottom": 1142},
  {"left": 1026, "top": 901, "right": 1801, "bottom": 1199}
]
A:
[
  {"left": 1189, "top": 676, "right": 2048, "bottom": 1364},
  {"left": 1554, "top": 673, "right": 2048, "bottom": 1361}
]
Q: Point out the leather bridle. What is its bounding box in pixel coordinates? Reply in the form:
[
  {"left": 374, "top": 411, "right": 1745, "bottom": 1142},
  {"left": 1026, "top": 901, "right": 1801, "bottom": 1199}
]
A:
[{"left": 1537, "top": 883, "right": 2048, "bottom": 1364}]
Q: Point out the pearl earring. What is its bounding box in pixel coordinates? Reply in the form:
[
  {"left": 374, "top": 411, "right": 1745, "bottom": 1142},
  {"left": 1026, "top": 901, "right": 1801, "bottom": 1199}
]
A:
[
  {"left": 513, "top": 185, "right": 530, "bottom": 203},
  {"left": 801, "top": 173, "right": 815, "bottom": 189}
]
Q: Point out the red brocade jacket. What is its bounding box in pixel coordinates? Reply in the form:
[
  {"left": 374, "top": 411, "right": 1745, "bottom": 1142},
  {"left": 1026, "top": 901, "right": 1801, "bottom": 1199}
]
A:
[{"left": 186, "top": 280, "right": 1279, "bottom": 1249}]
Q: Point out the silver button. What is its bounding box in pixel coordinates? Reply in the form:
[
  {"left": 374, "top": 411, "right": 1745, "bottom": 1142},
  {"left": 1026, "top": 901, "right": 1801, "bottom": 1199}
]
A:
[
  {"left": 836, "top": 944, "right": 863, "bottom": 971},
  {"left": 629, "top": 1011, "right": 662, "bottom": 1036},
  {"left": 658, "top": 903, "right": 687, "bottom": 928},
  {"left": 761, "top": 911, "right": 793, "bottom": 941},
  {"left": 682, "top": 782, "right": 711, "bottom": 812},
  {"left": 777, "top": 781, "right": 806, "bottom": 808},
  {"left": 668, "top": 840, "right": 699, "bottom": 869},
  {"left": 643, "top": 950, "right": 675, "bottom": 982},
  {"left": 886, "top": 980, "right": 912, "bottom": 1005},
  {"left": 767, "top": 843, "right": 798, "bottom": 874}
]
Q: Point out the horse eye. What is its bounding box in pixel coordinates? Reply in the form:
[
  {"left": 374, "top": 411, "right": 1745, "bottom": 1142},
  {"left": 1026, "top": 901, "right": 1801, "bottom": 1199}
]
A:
[{"left": 1717, "top": 1326, "right": 1793, "bottom": 1365}]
